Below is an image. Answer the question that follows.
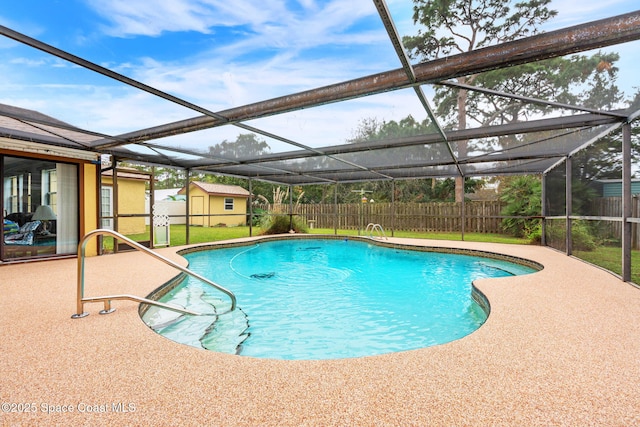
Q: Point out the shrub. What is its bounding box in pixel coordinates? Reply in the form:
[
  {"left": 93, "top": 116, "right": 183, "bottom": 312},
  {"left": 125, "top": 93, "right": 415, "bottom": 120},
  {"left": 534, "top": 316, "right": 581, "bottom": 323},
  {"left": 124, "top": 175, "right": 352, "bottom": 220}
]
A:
[
  {"left": 571, "top": 220, "right": 598, "bottom": 251},
  {"left": 249, "top": 207, "right": 267, "bottom": 226},
  {"left": 528, "top": 222, "right": 543, "bottom": 244},
  {"left": 260, "top": 214, "right": 308, "bottom": 235},
  {"left": 544, "top": 219, "right": 598, "bottom": 251}
]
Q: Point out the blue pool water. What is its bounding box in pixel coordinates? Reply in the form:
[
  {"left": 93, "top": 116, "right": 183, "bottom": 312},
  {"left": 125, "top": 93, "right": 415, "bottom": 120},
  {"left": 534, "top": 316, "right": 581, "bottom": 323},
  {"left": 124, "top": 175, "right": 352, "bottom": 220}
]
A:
[{"left": 142, "top": 239, "right": 537, "bottom": 360}]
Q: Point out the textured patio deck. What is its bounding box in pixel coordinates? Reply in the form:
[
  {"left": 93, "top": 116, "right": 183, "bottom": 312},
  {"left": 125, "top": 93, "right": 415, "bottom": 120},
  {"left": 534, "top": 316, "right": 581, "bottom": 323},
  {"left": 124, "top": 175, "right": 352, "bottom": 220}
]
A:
[{"left": 1, "top": 237, "right": 639, "bottom": 426}]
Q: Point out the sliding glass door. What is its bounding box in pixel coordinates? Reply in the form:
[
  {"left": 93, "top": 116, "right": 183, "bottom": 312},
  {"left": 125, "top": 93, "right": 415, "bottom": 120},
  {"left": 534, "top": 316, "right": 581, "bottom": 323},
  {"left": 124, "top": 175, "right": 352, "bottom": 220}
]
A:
[{"left": 1, "top": 155, "right": 78, "bottom": 260}]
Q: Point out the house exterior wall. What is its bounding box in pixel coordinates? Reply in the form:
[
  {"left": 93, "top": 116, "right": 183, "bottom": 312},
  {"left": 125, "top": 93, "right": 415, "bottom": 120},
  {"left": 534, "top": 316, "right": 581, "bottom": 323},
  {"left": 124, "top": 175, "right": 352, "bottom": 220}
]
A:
[
  {"left": 601, "top": 181, "right": 640, "bottom": 197},
  {"left": 81, "top": 163, "right": 99, "bottom": 257},
  {"left": 102, "top": 177, "right": 147, "bottom": 235}
]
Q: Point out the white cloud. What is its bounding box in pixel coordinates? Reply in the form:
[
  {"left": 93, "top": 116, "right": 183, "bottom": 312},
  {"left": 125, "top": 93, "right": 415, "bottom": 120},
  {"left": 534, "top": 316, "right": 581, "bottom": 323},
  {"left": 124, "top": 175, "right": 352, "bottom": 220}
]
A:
[
  {"left": 86, "top": 0, "right": 380, "bottom": 54},
  {"left": 86, "top": 0, "right": 217, "bottom": 36},
  {"left": 78, "top": 0, "right": 395, "bottom": 116},
  {"left": 9, "top": 57, "right": 47, "bottom": 67},
  {"left": 85, "top": 0, "right": 371, "bottom": 42},
  {"left": 543, "top": 0, "right": 637, "bottom": 28}
]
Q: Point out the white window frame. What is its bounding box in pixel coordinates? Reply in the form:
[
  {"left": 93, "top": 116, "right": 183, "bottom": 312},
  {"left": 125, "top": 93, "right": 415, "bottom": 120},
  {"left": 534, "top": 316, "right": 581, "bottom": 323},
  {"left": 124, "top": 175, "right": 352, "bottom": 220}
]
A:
[
  {"left": 224, "top": 197, "right": 234, "bottom": 211},
  {"left": 101, "top": 186, "right": 114, "bottom": 230}
]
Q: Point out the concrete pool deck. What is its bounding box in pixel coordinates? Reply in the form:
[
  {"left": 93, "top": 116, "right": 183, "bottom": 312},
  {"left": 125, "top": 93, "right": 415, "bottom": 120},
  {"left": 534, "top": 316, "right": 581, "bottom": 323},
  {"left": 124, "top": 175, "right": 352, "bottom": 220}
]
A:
[{"left": 1, "top": 236, "right": 639, "bottom": 426}]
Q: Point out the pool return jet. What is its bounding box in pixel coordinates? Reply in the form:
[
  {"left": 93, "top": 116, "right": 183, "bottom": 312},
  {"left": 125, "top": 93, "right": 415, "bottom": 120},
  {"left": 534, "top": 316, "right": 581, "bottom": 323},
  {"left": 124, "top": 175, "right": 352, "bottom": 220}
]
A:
[{"left": 71, "top": 229, "right": 236, "bottom": 319}]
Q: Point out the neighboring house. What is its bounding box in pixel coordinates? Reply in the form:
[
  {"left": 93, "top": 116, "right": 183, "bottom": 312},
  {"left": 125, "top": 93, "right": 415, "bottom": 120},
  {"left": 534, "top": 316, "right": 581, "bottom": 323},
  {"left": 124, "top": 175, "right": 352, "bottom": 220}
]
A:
[
  {"left": 1, "top": 103, "right": 101, "bottom": 261},
  {"left": 594, "top": 179, "right": 640, "bottom": 197},
  {"left": 178, "top": 181, "right": 250, "bottom": 227},
  {"left": 101, "top": 168, "right": 152, "bottom": 235}
]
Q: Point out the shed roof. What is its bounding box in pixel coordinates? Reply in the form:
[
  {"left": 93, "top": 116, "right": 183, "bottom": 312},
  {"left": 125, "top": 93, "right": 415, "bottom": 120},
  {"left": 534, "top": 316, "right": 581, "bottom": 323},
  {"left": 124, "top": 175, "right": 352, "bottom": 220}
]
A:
[{"left": 178, "top": 182, "right": 250, "bottom": 198}]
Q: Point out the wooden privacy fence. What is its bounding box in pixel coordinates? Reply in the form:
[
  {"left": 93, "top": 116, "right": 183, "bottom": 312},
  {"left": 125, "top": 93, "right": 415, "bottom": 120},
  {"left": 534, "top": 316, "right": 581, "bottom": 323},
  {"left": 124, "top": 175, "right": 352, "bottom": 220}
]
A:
[
  {"left": 290, "top": 201, "right": 505, "bottom": 233},
  {"left": 258, "top": 198, "right": 639, "bottom": 243},
  {"left": 591, "top": 197, "right": 640, "bottom": 248}
]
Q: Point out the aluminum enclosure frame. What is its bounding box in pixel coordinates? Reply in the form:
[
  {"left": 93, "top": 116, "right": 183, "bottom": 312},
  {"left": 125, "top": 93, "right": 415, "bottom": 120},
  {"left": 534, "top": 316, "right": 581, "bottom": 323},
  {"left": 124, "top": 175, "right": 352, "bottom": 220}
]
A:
[{"left": 0, "top": 3, "right": 638, "bottom": 284}]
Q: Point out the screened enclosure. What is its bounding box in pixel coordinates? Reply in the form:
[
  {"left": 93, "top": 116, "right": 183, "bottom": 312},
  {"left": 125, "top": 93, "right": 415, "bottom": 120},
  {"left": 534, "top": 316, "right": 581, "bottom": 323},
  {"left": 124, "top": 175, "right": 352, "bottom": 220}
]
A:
[{"left": 0, "top": 2, "right": 638, "bottom": 282}]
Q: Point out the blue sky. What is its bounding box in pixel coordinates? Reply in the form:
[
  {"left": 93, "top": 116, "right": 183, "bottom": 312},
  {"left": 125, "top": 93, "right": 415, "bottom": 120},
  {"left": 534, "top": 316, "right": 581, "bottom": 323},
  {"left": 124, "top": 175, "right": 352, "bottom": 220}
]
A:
[{"left": 0, "top": 0, "right": 638, "bottom": 153}]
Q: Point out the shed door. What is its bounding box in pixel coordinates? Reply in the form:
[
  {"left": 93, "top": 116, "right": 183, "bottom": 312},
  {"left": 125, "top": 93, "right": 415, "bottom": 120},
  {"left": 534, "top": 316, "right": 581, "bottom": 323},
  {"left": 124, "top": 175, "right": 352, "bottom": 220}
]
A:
[{"left": 190, "top": 196, "right": 204, "bottom": 226}]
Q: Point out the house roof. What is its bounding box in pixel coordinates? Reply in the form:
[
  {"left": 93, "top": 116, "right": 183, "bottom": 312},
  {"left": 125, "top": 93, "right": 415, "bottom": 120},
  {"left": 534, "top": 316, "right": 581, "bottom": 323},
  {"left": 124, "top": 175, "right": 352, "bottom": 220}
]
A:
[
  {"left": 0, "top": 103, "right": 71, "bottom": 126},
  {"left": 0, "top": 103, "right": 104, "bottom": 147},
  {"left": 178, "top": 181, "right": 250, "bottom": 198},
  {"left": 102, "top": 168, "right": 152, "bottom": 181},
  {"left": 595, "top": 178, "right": 640, "bottom": 183}
]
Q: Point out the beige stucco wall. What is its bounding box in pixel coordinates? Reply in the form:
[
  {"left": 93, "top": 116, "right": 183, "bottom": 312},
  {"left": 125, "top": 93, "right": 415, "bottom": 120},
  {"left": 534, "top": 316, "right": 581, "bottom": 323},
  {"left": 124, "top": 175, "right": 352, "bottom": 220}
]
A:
[
  {"left": 81, "top": 163, "right": 99, "bottom": 257},
  {"left": 208, "top": 195, "right": 247, "bottom": 226},
  {"left": 102, "top": 177, "right": 147, "bottom": 235}
]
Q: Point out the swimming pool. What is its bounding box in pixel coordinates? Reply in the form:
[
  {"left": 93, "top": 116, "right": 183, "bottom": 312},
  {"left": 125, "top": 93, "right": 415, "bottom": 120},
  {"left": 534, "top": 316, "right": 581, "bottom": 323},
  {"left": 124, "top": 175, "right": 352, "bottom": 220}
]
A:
[{"left": 141, "top": 238, "right": 538, "bottom": 360}]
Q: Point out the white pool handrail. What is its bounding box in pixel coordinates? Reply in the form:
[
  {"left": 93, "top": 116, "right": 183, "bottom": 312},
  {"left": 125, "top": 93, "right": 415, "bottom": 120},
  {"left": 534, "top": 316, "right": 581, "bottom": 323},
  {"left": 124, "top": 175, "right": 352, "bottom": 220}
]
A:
[{"left": 365, "top": 223, "right": 388, "bottom": 240}]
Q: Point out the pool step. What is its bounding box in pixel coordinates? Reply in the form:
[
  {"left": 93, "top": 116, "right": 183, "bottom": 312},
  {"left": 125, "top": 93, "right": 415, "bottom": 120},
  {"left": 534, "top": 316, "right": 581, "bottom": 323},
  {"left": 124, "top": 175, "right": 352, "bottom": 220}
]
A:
[
  {"left": 143, "top": 288, "right": 215, "bottom": 330},
  {"left": 143, "top": 288, "right": 217, "bottom": 348},
  {"left": 142, "top": 286, "right": 249, "bottom": 354},
  {"left": 199, "top": 294, "right": 250, "bottom": 354}
]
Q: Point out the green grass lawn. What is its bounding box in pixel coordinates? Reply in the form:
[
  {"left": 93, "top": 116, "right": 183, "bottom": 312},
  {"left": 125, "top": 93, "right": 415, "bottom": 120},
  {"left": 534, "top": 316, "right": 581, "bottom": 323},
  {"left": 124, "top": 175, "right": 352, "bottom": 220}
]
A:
[
  {"left": 308, "top": 228, "right": 530, "bottom": 244},
  {"left": 157, "top": 225, "right": 253, "bottom": 245},
  {"left": 115, "top": 224, "right": 531, "bottom": 247},
  {"left": 574, "top": 246, "right": 640, "bottom": 285},
  {"left": 103, "top": 225, "right": 253, "bottom": 249},
  {"left": 110, "top": 224, "right": 529, "bottom": 249}
]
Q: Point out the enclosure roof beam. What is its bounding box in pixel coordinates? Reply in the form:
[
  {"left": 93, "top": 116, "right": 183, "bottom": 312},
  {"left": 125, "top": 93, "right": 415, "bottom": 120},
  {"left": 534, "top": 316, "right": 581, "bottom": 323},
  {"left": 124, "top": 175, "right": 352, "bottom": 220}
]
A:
[
  {"left": 568, "top": 122, "right": 625, "bottom": 158},
  {"left": 88, "top": 10, "right": 640, "bottom": 148},
  {"left": 183, "top": 112, "right": 618, "bottom": 169},
  {"left": 372, "top": 0, "right": 463, "bottom": 178},
  {"left": 542, "top": 121, "right": 630, "bottom": 175},
  {"left": 201, "top": 154, "right": 563, "bottom": 182},
  {"left": 437, "top": 80, "right": 630, "bottom": 119},
  {"left": 371, "top": 0, "right": 448, "bottom": 141},
  {"left": 109, "top": 142, "right": 339, "bottom": 183},
  {"left": 0, "top": 25, "right": 229, "bottom": 122}
]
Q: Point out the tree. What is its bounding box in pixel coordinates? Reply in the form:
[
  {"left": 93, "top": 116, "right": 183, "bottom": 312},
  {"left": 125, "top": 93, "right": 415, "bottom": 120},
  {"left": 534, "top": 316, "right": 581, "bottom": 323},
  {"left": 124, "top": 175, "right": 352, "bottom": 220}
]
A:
[
  {"left": 154, "top": 167, "right": 188, "bottom": 189},
  {"left": 204, "top": 133, "right": 276, "bottom": 199},
  {"left": 209, "top": 133, "right": 271, "bottom": 159},
  {"left": 456, "top": 52, "right": 621, "bottom": 128},
  {"left": 403, "top": 0, "right": 557, "bottom": 202},
  {"left": 348, "top": 116, "right": 435, "bottom": 141},
  {"left": 342, "top": 115, "right": 482, "bottom": 202},
  {"left": 499, "top": 175, "right": 541, "bottom": 238},
  {"left": 401, "top": 1, "right": 628, "bottom": 204}
]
